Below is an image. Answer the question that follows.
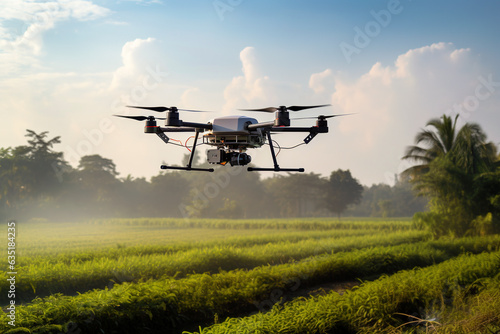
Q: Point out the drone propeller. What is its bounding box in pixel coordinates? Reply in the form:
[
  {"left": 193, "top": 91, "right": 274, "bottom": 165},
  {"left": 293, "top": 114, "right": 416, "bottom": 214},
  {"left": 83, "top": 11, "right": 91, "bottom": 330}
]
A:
[
  {"left": 292, "top": 113, "right": 355, "bottom": 120},
  {"left": 113, "top": 115, "right": 166, "bottom": 121},
  {"left": 240, "top": 104, "right": 331, "bottom": 113},
  {"left": 126, "top": 105, "right": 210, "bottom": 113}
]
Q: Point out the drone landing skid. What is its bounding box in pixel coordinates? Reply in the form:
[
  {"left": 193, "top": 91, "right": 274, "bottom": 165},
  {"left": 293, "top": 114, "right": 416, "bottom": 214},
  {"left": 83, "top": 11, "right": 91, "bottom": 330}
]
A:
[
  {"left": 160, "top": 129, "right": 214, "bottom": 172},
  {"left": 161, "top": 165, "right": 214, "bottom": 172},
  {"left": 247, "top": 167, "right": 305, "bottom": 172},
  {"left": 248, "top": 131, "right": 305, "bottom": 173}
]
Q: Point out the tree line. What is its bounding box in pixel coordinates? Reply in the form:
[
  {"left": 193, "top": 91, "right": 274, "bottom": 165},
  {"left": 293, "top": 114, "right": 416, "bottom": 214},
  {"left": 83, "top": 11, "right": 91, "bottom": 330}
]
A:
[
  {"left": 2, "top": 114, "right": 498, "bottom": 237},
  {"left": 0, "top": 129, "right": 426, "bottom": 222}
]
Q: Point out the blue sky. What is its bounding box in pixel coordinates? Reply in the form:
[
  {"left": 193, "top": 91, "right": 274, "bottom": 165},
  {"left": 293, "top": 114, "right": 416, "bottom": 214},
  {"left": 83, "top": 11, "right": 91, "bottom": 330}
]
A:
[{"left": 1, "top": 0, "right": 500, "bottom": 185}]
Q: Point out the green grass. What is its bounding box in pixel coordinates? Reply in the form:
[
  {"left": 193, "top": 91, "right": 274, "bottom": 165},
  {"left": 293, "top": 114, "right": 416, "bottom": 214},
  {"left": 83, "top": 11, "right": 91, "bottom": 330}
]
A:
[
  {"left": 1, "top": 225, "right": 428, "bottom": 303},
  {"left": 186, "top": 251, "right": 500, "bottom": 334},
  {"left": 1, "top": 218, "right": 499, "bottom": 334}
]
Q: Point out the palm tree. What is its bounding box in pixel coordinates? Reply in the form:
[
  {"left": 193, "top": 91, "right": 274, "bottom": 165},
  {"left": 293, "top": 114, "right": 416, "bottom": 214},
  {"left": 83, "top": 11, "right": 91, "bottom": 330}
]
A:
[
  {"left": 452, "top": 123, "right": 498, "bottom": 174},
  {"left": 402, "top": 114, "right": 497, "bottom": 179}
]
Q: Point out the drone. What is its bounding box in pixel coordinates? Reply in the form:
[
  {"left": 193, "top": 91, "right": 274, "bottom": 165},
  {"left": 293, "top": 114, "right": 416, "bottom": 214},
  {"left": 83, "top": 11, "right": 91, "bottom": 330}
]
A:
[{"left": 114, "top": 104, "right": 350, "bottom": 172}]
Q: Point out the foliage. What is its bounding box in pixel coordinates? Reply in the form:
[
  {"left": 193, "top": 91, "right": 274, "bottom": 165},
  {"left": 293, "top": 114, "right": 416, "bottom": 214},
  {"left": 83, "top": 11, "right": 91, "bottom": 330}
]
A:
[
  {"left": 402, "top": 114, "right": 459, "bottom": 178},
  {"left": 0, "top": 130, "right": 68, "bottom": 218},
  {"left": 345, "top": 179, "right": 428, "bottom": 217},
  {"left": 403, "top": 115, "right": 499, "bottom": 237},
  {"left": 263, "top": 173, "right": 327, "bottom": 217},
  {"left": 1, "top": 129, "right": 429, "bottom": 221},
  {"left": 324, "top": 169, "right": 363, "bottom": 218},
  {"left": 187, "top": 251, "right": 500, "bottom": 334}
]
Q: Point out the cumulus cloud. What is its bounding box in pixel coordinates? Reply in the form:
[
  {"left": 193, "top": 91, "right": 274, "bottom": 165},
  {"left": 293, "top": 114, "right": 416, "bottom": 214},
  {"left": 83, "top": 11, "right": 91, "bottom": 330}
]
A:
[
  {"left": 222, "top": 46, "right": 328, "bottom": 116},
  {"left": 109, "top": 38, "right": 165, "bottom": 92},
  {"left": 309, "top": 68, "right": 334, "bottom": 95},
  {"left": 321, "top": 42, "right": 493, "bottom": 184},
  {"left": 0, "top": 0, "right": 110, "bottom": 75},
  {"left": 222, "top": 47, "right": 275, "bottom": 114}
]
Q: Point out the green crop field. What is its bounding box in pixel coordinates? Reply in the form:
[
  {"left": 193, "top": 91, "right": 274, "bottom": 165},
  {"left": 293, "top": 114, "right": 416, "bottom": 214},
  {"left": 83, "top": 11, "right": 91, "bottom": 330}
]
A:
[{"left": 1, "top": 218, "right": 499, "bottom": 333}]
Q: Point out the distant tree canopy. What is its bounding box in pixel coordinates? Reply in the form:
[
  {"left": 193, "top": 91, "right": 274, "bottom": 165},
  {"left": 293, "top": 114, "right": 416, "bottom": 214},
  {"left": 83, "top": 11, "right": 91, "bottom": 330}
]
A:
[
  {"left": 324, "top": 169, "right": 363, "bottom": 219},
  {"left": 1, "top": 129, "right": 428, "bottom": 221},
  {"left": 402, "top": 114, "right": 500, "bottom": 237}
]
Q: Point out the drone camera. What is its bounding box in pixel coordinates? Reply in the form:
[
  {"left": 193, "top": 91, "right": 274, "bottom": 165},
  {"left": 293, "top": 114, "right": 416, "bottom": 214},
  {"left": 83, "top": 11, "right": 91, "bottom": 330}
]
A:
[
  {"left": 230, "top": 152, "right": 251, "bottom": 166},
  {"left": 207, "top": 149, "right": 251, "bottom": 166}
]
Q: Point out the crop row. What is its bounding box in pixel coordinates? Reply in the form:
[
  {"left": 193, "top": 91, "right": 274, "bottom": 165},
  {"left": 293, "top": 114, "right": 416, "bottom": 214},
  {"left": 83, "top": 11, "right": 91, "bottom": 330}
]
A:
[
  {"left": 436, "top": 275, "right": 500, "bottom": 333},
  {"left": 2, "top": 237, "right": 500, "bottom": 333},
  {"left": 187, "top": 251, "right": 500, "bottom": 334},
  {"left": 8, "top": 227, "right": 400, "bottom": 266},
  {"left": 0, "top": 230, "right": 429, "bottom": 304}
]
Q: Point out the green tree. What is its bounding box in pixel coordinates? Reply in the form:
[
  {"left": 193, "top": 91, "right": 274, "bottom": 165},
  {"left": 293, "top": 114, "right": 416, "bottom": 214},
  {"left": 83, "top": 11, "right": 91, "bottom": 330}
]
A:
[
  {"left": 378, "top": 199, "right": 394, "bottom": 218},
  {"left": 402, "top": 114, "right": 459, "bottom": 178},
  {"left": 71, "top": 154, "right": 120, "bottom": 217},
  {"left": 149, "top": 171, "right": 191, "bottom": 217},
  {"left": 402, "top": 114, "right": 497, "bottom": 179},
  {"left": 15, "top": 130, "right": 68, "bottom": 197},
  {"left": 323, "top": 169, "right": 363, "bottom": 219},
  {"left": 183, "top": 167, "right": 267, "bottom": 219},
  {"left": 264, "top": 173, "right": 327, "bottom": 218},
  {"left": 0, "top": 148, "right": 29, "bottom": 211},
  {"left": 115, "top": 175, "right": 152, "bottom": 217},
  {"left": 345, "top": 179, "right": 428, "bottom": 218},
  {"left": 0, "top": 130, "right": 69, "bottom": 219},
  {"left": 404, "top": 115, "right": 499, "bottom": 237}
]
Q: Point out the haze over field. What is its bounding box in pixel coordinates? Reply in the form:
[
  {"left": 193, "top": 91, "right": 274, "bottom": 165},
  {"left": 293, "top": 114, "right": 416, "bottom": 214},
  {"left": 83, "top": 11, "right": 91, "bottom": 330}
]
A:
[{"left": 1, "top": 0, "right": 499, "bottom": 185}]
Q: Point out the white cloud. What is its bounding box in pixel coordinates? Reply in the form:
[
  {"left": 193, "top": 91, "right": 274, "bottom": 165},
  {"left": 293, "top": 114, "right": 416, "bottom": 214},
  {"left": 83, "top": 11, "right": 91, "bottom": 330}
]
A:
[
  {"left": 222, "top": 46, "right": 329, "bottom": 115},
  {"left": 222, "top": 47, "right": 274, "bottom": 114},
  {"left": 109, "top": 37, "right": 164, "bottom": 92},
  {"left": 0, "top": 0, "right": 110, "bottom": 75},
  {"left": 309, "top": 68, "right": 334, "bottom": 94},
  {"left": 0, "top": 36, "right": 171, "bottom": 179},
  {"left": 325, "top": 42, "right": 492, "bottom": 184},
  {"left": 2, "top": 37, "right": 497, "bottom": 186}
]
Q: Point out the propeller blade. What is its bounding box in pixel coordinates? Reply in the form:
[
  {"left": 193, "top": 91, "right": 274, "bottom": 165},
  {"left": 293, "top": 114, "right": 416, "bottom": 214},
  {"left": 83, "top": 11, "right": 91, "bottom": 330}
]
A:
[
  {"left": 178, "top": 108, "right": 213, "bottom": 113},
  {"left": 239, "top": 107, "right": 278, "bottom": 113},
  {"left": 292, "top": 113, "right": 355, "bottom": 120},
  {"left": 114, "top": 115, "right": 166, "bottom": 121},
  {"left": 127, "top": 106, "right": 170, "bottom": 112},
  {"left": 240, "top": 104, "right": 330, "bottom": 113},
  {"left": 127, "top": 105, "right": 211, "bottom": 113},
  {"left": 286, "top": 104, "right": 331, "bottom": 112}
]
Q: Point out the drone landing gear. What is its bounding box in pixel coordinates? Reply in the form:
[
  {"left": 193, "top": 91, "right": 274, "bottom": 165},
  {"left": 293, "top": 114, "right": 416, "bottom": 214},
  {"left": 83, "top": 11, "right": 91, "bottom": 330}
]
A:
[
  {"left": 247, "top": 131, "right": 304, "bottom": 173},
  {"left": 161, "top": 166, "right": 214, "bottom": 172},
  {"left": 160, "top": 130, "right": 214, "bottom": 172}
]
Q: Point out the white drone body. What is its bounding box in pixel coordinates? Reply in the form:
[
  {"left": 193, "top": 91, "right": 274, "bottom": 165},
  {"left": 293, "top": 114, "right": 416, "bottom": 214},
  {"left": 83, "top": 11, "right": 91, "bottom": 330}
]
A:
[{"left": 203, "top": 116, "right": 265, "bottom": 150}]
